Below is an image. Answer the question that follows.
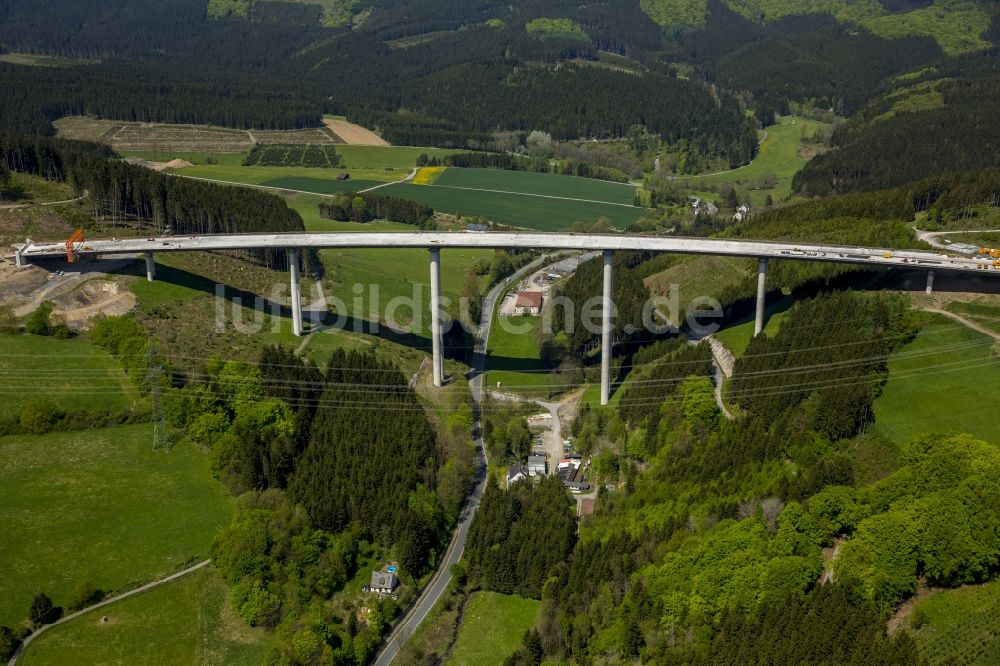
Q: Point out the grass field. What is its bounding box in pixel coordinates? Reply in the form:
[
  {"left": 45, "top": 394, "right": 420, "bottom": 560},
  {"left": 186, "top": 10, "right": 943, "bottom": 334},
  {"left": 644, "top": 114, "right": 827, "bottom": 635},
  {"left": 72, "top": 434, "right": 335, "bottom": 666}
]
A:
[
  {"left": 946, "top": 300, "right": 1000, "bottom": 335},
  {"left": 909, "top": 580, "right": 1000, "bottom": 665},
  {"left": 1, "top": 171, "right": 76, "bottom": 205},
  {"left": 486, "top": 315, "right": 554, "bottom": 394},
  {"left": 259, "top": 175, "right": 381, "bottom": 194},
  {"left": 446, "top": 592, "right": 539, "bottom": 666},
  {"left": 0, "top": 424, "right": 232, "bottom": 628},
  {"left": 644, "top": 255, "right": 751, "bottom": 314},
  {"left": 686, "top": 116, "right": 830, "bottom": 202},
  {"left": 21, "top": 567, "right": 269, "bottom": 665},
  {"left": 713, "top": 298, "right": 793, "bottom": 357},
  {"left": 336, "top": 145, "right": 457, "bottom": 169},
  {"left": 872, "top": 312, "right": 1000, "bottom": 446},
  {"left": 170, "top": 164, "right": 402, "bottom": 186},
  {"left": 0, "top": 334, "right": 139, "bottom": 416}
]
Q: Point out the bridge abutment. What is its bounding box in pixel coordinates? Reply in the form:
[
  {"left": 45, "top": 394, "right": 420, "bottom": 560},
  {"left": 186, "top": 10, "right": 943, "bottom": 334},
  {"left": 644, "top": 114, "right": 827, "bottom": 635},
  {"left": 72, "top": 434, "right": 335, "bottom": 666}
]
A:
[{"left": 926, "top": 270, "right": 935, "bottom": 295}]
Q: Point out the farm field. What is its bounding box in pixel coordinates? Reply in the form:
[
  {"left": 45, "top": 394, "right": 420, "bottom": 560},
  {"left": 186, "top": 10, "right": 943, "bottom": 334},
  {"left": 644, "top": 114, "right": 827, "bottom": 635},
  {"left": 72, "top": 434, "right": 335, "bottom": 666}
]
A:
[
  {"left": 381, "top": 179, "right": 646, "bottom": 231},
  {"left": 908, "top": 580, "right": 1000, "bottom": 665},
  {"left": 872, "top": 312, "right": 1000, "bottom": 446},
  {"left": 445, "top": 592, "right": 540, "bottom": 666},
  {"left": 260, "top": 175, "right": 382, "bottom": 195},
  {"left": 0, "top": 334, "right": 139, "bottom": 416},
  {"left": 0, "top": 424, "right": 232, "bottom": 628},
  {"left": 433, "top": 168, "right": 638, "bottom": 204},
  {"left": 20, "top": 567, "right": 270, "bottom": 665}
]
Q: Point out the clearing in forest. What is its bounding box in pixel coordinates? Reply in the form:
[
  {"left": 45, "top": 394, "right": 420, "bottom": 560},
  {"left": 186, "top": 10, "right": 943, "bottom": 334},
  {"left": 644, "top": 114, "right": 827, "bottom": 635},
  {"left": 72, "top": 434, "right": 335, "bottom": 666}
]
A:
[{"left": 323, "top": 116, "right": 389, "bottom": 145}]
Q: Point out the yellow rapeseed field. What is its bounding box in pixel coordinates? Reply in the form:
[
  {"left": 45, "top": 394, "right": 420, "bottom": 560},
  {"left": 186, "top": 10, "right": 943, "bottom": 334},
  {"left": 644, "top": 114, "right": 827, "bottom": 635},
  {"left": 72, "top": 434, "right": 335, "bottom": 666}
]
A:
[{"left": 412, "top": 166, "right": 446, "bottom": 185}]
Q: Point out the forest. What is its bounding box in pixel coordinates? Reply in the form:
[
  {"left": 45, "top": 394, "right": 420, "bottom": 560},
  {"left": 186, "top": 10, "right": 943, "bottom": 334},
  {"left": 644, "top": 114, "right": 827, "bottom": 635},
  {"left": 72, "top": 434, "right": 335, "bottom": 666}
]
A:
[
  {"left": 793, "top": 49, "right": 1000, "bottom": 195},
  {"left": 492, "top": 289, "right": 1000, "bottom": 664},
  {"left": 463, "top": 476, "right": 578, "bottom": 599},
  {"left": 319, "top": 191, "right": 435, "bottom": 228},
  {"left": 163, "top": 345, "right": 478, "bottom": 663}
]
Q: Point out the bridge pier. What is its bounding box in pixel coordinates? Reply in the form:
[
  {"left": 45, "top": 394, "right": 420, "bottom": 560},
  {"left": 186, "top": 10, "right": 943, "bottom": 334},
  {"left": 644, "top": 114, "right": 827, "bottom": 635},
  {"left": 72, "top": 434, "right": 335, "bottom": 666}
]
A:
[
  {"left": 430, "top": 247, "right": 443, "bottom": 387},
  {"left": 754, "top": 257, "right": 769, "bottom": 336},
  {"left": 288, "top": 249, "right": 303, "bottom": 336},
  {"left": 926, "top": 270, "right": 935, "bottom": 295},
  {"left": 601, "top": 250, "right": 613, "bottom": 406},
  {"left": 144, "top": 252, "right": 155, "bottom": 282}
]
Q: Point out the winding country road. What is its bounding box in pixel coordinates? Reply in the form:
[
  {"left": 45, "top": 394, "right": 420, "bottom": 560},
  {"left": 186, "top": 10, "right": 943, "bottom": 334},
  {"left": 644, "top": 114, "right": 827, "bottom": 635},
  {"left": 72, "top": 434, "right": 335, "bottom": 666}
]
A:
[{"left": 372, "top": 257, "right": 544, "bottom": 665}]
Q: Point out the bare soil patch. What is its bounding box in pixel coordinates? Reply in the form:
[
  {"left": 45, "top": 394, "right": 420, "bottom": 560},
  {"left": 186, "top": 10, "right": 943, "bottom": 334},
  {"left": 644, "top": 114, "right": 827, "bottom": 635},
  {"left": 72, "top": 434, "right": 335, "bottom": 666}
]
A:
[{"left": 323, "top": 118, "right": 388, "bottom": 145}]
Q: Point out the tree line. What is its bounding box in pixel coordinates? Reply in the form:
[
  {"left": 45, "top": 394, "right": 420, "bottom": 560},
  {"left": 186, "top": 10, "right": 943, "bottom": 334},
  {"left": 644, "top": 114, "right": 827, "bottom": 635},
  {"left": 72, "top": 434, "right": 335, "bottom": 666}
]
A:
[
  {"left": 0, "top": 133, "right": 305, "bottom": 266},
  {"left": 319, "top": 191, "right": 436, "bottom": 228},
  {"left": 443, "top": 151, "right": 631, "bottom": 184}
]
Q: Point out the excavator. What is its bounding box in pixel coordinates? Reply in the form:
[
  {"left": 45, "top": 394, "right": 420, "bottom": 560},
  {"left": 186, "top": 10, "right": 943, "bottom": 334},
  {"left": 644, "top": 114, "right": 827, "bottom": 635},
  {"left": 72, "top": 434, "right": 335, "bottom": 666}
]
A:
[{"left": 64, "top": 228, "right": 84, "bottom": 263}]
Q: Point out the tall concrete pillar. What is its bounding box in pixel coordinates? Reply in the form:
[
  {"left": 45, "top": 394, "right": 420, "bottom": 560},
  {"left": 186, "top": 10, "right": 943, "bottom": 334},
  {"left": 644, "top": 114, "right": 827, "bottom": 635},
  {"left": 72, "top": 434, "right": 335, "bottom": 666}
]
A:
[
  {"left": 288, "top": 249, "right": 303, "bottom": 337},
  {"left": 144, "top": 252, "right": 155, "bottom": 282},
  {"left": 926, "top": 270, "right": 935, "bottom": 295},
  {"left": 429, "top": 247, "right": 443, "bottom": 387},
  {"left": 600, "top": 250, "right": 613, "bottom": 406},
  {"left": 754, "top": 257, "right": 769, "bottom": 336}
]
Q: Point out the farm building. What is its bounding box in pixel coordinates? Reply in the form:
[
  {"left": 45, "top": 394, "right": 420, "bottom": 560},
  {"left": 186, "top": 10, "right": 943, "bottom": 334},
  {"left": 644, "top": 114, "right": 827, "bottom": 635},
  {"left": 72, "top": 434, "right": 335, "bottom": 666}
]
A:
[
  {"left": 369, "top": 571, "right": 397, "bottom": 595},
  {"left": 527, "top": 455, "right": 546, "bottom": 476},
  {"left": 507, "top": 463, "right": 528, "bottom": 488},
  {"left": 514, "top": 291, "right": 543, "bottom": 315}
]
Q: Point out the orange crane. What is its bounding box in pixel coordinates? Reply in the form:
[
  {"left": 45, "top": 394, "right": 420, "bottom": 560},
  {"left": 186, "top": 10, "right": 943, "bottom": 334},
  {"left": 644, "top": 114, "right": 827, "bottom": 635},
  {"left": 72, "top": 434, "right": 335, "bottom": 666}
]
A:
[{"left": 65, "top": 229, "right": 84, "bottom": 263}]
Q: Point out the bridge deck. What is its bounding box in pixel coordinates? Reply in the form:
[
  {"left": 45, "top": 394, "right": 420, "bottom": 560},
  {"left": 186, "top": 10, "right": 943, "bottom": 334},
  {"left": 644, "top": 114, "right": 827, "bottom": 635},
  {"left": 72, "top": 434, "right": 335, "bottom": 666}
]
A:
[{"left": 15, "top": 231, "right": 1000, "bottom": 275}]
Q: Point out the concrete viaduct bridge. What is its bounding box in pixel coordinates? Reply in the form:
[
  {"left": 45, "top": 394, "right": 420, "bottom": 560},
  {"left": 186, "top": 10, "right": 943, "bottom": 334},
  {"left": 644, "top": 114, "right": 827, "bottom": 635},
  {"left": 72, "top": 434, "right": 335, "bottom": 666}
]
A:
[{"left": 16, "top": 231, "right": 1000, "bottom": 405}]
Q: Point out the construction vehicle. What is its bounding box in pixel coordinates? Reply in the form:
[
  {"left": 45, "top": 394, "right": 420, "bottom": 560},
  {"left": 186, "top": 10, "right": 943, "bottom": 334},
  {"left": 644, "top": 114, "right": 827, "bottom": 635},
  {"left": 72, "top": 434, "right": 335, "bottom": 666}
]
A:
[
  {"left": 64, "top": 229, "right": 84, "bottom": 263},
  {"left": 977, "top": 247, "right": 1000, "bottom": 258}
]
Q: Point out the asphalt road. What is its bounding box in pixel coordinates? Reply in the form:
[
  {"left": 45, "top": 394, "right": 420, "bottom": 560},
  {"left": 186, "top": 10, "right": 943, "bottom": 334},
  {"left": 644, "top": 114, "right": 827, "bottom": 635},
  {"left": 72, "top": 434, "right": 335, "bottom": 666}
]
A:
[{"left": 371, "top": 257, "right": 544, "bottom": 665}]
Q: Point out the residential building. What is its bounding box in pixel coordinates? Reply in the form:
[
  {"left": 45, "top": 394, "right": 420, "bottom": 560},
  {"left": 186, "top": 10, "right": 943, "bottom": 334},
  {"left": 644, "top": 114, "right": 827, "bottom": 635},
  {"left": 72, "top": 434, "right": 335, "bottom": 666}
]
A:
[{"left": 514, "top": 291, "right": 543, "bottom": 315}]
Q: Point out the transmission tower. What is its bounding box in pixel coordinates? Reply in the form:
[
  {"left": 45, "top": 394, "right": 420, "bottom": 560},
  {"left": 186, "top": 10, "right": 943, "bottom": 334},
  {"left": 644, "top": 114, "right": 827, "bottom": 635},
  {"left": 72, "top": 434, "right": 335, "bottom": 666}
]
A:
[{"left": 143, "top": 342, "right": 170, "bottom": 451}]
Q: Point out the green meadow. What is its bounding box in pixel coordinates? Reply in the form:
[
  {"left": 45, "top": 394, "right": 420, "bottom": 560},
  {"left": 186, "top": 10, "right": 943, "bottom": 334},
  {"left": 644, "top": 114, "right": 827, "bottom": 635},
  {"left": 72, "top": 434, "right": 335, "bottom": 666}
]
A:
[
  {"left": 446, "top": 592, "right": 539, "bottom": 666},
  {"left": 0, "top": 424, "right": 232, "bottom": 628},
  {"left": 0, "top": 334, "right": 139, "bottom": 416},
  {"left": 873, "top": 312, "right": 1000, "bottom": 446},
  {"left": 20, "top": 567, "right": 269, "bottom": 665}
]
